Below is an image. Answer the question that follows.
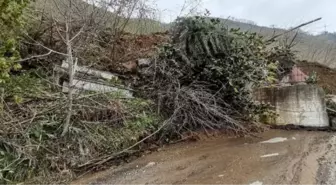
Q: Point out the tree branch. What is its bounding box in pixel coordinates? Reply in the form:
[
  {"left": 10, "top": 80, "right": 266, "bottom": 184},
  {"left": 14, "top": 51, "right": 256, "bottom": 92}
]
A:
[{"left": 17, "top": 50, "right": 52, "bottom": 62}]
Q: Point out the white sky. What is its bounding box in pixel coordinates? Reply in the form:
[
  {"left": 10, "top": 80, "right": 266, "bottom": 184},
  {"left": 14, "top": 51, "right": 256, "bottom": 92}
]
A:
[{"left": 155, "top": 0, "right": 335, "bottom": 34}]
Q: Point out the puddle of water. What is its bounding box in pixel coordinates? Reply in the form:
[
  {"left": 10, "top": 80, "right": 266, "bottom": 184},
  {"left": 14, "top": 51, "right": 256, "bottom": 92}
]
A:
[
  {"left": 260, "top": 137, "right": 287, "bottom": 144},
  {"left": 250, "top": 181, "right": 263, "bottom": 185},
  {"left": 260, "top": 153, "right": 279, "bottom": 158}
]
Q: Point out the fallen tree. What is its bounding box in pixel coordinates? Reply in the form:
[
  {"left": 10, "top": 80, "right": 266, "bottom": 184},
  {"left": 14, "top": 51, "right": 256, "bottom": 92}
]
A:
[{"left": 137, "top": 16, "right": 294, "bottom": 133}]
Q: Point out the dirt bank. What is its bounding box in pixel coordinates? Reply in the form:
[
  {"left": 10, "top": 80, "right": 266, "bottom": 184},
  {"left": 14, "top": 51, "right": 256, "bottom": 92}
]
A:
[{"left": 72, "top": 130, "right": 336, "bottom": 184}]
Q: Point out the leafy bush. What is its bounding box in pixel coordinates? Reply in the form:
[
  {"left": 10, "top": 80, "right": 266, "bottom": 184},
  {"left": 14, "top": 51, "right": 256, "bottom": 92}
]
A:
[
  {"left": 0, "top": 0, "right": 32, "bottom": 82},
  {"left": 0, "top": 71, "right": 50, "bottom": 103},
  {"left": 266, "top": 45, "right": 296, "bottom": 80},
  {"left": 306, "top": 71, "right": 318, "bottom": 84}
]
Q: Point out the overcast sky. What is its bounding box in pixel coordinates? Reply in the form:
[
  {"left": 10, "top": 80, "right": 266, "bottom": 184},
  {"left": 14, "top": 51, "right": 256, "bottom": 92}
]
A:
[{"left": 155, "top": 0, "right": 335, "bottom": 34}]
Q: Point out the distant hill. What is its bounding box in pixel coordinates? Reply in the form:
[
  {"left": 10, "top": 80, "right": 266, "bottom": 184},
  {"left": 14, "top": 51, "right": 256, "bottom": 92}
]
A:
[
  {"left": 218, "top": 19, "right": 336, "bottom": 68},
  {"left": 315, "top": 32, "right": 336, "bottom": 42}
]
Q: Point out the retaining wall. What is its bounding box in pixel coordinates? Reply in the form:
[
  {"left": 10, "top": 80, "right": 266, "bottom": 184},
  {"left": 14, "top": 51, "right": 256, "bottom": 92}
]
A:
[{"left": 254, "top": 84, "right": 329, "bottom": 127}]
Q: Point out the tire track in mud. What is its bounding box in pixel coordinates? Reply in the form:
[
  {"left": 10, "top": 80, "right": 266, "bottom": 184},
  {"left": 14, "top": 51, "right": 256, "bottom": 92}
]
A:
[
  {"left": 275, "top": 133, "right": 333, "bottom": 184},
  {"left": 317, "top": 135, "right": 336, "bottom": 185},
  {"left": 72, "top": 130, "right": 335, "bottom": 185}
]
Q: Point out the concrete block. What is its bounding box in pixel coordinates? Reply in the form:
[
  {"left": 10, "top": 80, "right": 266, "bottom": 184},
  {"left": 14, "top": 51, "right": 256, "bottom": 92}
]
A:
[
  {"left": 254, "top": 84, "right": 329, "bottom": 127},
  {"left": 63, "top": 79, "right": 133, "bottom": 98},
  {"left": 61, "top": 61, "right": 117, "bottom": 80}
]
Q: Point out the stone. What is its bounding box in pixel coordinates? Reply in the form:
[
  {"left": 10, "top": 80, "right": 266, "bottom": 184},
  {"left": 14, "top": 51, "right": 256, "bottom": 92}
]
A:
[
  {"left": 122, "top": 61, "right": 138, "bottom": 72},
  {"left": 250, "top": 181, "right": 263, "bottom": 185},
  {"left": 260, "top": 137, "right": 287, "bottom": 144},
  {"left": 137, "top": 58, "right": 151, "bottom": 67},
  {"left": 260, "top": 153, "right": 280, "bottom": 158},
  {"left": 145, "top": 162, "right": 156, "bottom": 168}
]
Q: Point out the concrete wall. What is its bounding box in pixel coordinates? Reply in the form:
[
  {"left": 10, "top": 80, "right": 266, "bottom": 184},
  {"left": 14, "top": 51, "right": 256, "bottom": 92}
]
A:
[{"left": 254, "top": 84, "right": 329, "bottom": 127}]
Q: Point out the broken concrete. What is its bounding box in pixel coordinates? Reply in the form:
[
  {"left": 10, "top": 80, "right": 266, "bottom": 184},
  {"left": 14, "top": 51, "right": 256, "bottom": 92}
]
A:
[
  {"left": 54, "top": 60, "right": 132, "bottom": 97},
  {"left": 62, "top": 79, "right": 133, "bottom": 98},
  {"left": 137, "top": 58, "right": 151, "bottom": 67},
  {"left": 60, "top": 61, "right": 118, "bottom": 80}
]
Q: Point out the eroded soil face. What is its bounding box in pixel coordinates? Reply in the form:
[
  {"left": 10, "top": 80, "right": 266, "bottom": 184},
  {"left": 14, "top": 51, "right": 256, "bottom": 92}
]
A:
[{"left": 72, "top": 130, "right": 336, "bottom": 185}]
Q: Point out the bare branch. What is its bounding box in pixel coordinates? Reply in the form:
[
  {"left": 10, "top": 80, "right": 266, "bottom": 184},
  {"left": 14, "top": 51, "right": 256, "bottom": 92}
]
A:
[
  {"left": 268, "top": 17, "right": 322, "bottom": 42},
  {"left": 17, "top": 50, "right": 52, "bottom": 62},
  {"left": 51, "top": 14, "right": 67, "bottom": 44},
  {"left": 70, "top": 25, "right": 85, "bottom": 42}
]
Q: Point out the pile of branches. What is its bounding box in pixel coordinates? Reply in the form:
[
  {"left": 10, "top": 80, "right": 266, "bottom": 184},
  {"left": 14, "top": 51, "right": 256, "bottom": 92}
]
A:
[
  {"left": 137, "top": 17, "right": 281, "bottom": 133},
  {"left": 0, "top": 74, "right": 159, "bottom": 183}
]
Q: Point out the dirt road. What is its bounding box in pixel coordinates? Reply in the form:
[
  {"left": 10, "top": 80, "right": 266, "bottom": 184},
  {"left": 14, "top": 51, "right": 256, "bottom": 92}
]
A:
[{"left": 72, "top": 130, "right": 336, "bottom": 184}]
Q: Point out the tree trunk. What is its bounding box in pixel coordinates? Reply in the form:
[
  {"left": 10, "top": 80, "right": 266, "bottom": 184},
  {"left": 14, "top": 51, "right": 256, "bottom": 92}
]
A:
[{"left": 62, "top": 1, "right": 74, "bottom": 136}]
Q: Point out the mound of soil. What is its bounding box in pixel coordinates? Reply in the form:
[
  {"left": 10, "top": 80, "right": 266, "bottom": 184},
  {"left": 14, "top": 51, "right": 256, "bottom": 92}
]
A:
[
  {"left": 298, "top": 61, "right": 336, "bottom": 94},
  {"left": 97, "top": 31, "right": 169, "bottom": 74}
]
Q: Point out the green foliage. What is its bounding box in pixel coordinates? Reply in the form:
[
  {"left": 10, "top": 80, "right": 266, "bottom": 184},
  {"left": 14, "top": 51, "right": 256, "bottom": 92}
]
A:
[
  {"left": 0, "top": 71, "right": 50, "bottom": 102},
  {"left": 306, "top": 71, "right": 318, "bottom": 84},
  {"left": 266, "top": 44, "right": 296, "bottom": 81},
  {"left": 0, "top": 142, "right": 34, "bottom": 184},
  {"left": 0, "top": 39, "right": 21, "bottom": 83},
  {"left": 170, "top": 16, "right": 275, "bottom": 109},
  {"left": 0, "top": 0, "right": 30, "bottom": 30},
  {"left": 124, "top": 98, "right": 160, "bottom": 130},
  {"left": 0, "top": 0, "right": 31, "bottom": 82},
  {"left": 253, "top": 104, "right": 278, "bottom": 124}
]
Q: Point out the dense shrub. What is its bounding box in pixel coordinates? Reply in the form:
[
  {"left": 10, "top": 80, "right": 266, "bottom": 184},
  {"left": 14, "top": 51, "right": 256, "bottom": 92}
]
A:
[
  {"left": 138, "top": 16, "right": 279, "bottom": 132},
  {"left": 0, "top": 0, "right": 32, "bottom": 82}
]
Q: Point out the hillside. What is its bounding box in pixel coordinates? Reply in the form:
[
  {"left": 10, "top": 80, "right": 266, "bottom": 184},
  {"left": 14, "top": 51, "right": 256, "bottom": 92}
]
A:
[
  {"left": 30, "top": 0, "right": 336, "bottom": 68},
  {"left": 218, "top": 19, "right": 336, "bottom": 68},
  {"left": 31, "top": 0, "right": 168, "bottom": 34}
]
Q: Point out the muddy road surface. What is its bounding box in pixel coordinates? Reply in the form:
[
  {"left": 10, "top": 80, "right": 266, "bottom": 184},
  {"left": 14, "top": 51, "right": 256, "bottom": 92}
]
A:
[{"left": 72, "top": 130, "right": 336, "bottom": 184}]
